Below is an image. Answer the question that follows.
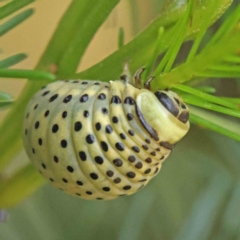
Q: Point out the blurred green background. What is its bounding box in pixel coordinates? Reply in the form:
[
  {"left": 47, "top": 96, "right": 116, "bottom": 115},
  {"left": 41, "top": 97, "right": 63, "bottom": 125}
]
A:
[
  {"left": 1, "top": 0, "right": 240, "bottom": 239},
  {"left": 1, "top": 126, "right": 240, "bottom": 240}
]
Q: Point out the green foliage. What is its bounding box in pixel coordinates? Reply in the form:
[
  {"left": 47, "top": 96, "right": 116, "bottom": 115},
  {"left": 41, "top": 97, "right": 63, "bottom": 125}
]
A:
[{"left": 0, "top": 1, "right": 240, "bottom": 239}]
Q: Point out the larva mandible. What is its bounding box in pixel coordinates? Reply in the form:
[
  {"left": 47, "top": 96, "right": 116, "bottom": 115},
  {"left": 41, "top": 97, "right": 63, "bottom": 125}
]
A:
[{"left": 22, "top": 67, "right": 190, "bottom": 200}]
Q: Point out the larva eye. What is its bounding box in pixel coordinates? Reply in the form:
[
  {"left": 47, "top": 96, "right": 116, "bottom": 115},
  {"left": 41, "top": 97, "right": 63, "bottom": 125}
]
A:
[{"left": 22, "top": 73, "right": 190, "bottom": 201}]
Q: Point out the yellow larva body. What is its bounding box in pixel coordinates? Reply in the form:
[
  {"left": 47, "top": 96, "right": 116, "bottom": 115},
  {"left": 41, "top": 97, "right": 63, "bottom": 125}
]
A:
[{"left": 22, "top": 79, "right": 189, "bottom": 200}]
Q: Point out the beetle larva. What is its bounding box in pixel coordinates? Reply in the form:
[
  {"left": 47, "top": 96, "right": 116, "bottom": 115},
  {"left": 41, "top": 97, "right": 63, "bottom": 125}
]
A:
[{"left": 22, "top": 68, "right": 190, "bottom": 200}]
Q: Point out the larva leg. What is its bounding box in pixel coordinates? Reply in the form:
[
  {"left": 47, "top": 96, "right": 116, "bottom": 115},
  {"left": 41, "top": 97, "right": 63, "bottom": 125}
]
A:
[
  {"left": 144, "top": 76, "right": 155, "bottom": 90},
  {"left": 133, "top": 67, "right": 145, "bottom": 87}
]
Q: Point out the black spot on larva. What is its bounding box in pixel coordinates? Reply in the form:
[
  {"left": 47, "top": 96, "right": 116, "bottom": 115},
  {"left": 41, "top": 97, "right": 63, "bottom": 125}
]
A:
[
  {"left": 32, "top": 148, "right": 35, "bottom": 154},
  {"left": 42, "top": 163, "right": 46, "bottom": 169},
  {"left": 126, "top": 172, "right": 136, "bottom": 178},
  {"left": 72, "top": 80, "right": 79, "bottom": 83},
  {"left": 135, "top": 162, "right": 143, "bottom": 169},
  {"left": 128, "top": 130, "right": 134, "bottom": 136},
  {"left": 62, "top": 178, "right": 68, "bottom": 183},
  {"left": 67, "top": 166, "right": 74, "bottom": 173},
  {"left": 94, "top": 82, "right": 100, "bottom": 85},
  {"left": 127, "top": 113, "right": 134, "bottom": 121},
  {"left": 155, "top": 163, "right": 159, "bottom": 166},
  {"left": 132, "top": 146, "right": 140, "bottom": 153},
  {"left": 74, "top": 121, "right": 82, "bottom": 131},
  {"left": 86, "top": 191, "right": 92, "bottom": 195},
  {"left": 26, "top": 113, "right": 29, "bottom": 118},
  {"left": 103, "top": 187, "right": 110, "bottom": 192},
  {"left": 181, "top": 103, "right": 187, "bottom": 109},
  {"left": 95, "top": 122, "right": 101, "bottom": 131},
  {"left": 113, "top": 159, "right": 123, "bottom": 167},
  {"left": 112, "top": 116, "right": 119, "bottom": 123},
  {"left": 90, "top": 173, "right": 98, "bottom": 180},
  {"left": 124, "top": 97, "right": 135, "bottom": 105},
  {"left": 102, "top": 107, "right": 108, "bottom": 114},
  {"left": 34, "top": 104, "right": 38, "bottom": 109},
  {"left": 101, "top": 141, "right": 108, "bottom": 152},
  {"left": 63, "top": 95, "right": 72, "bottom": 103},
  {"left": 95, "top": 156, "right": 104, "bottom": 165},
  {"left": 174, "top": 97, "right": 180, "bottom": 105},
  {"left": 144, "top": 169, "right": 151, "bottom": 174},
  {"left": 105, "top": 125, "right": 113, "bottom": 134},
  {"left": 139, "top": 179, "right": 147, "bottom": 182},
  {"left": 150, "top": 151, "right": 156, "bottom": 156},
  {"left": 119, "top": 133, "right": 126, "bottom": 140},
  {"left": 76, "top": 193, "right": 81, "bottom": 196},
  {"left": 80, "top": 94, "right": 89, "bottom": 102},
  {"left": 142, "top": 145, "right": 148, "bottom": 150},
  {"left": 62, "top": 111, "right": 67, "bottom": 118},
  {"left": 111, "top": 96, "right": 121, "bottom": 104},
  {"left": 81, "top": 81, "right": 88, "bottom": 84},
  {"left": 53, "top": 156, "right": 58, "bottom": 163},
  {"left": 52, "top": 124, "right": 59, "bottom": 133},
  {"left": 145, "top": 139, "right": 150, "bottom": 144},
  {"left": 106, "top": 170, "right": 114, "bottom": 177},
  {"left": 35, "top": 121, "right": 39, "bottom": 129},
  {"left": 160, "top": 156, "right": 165, "bottom": 160},
  {"left": 154, "top": 168, "right": 159, "bottom": 174},
  {"left": 83, "top": 110, "right": 89, "bottom": 117},
  {"left": 115, "top": 142, "right": 125, "bottom": 151},
  {"left": 98, "top": 93, "right": 106, "bottom": 100},
  {"left": 160, "top": 141, "right": 174, "bottom": 150},
  {"left": 179, "top": 111, "right": 189, "bottom": 123},
  {"left": 136, "top": 106, "right": 159, "bottom": 141},
  {"left": 42, "top": 91, "right": 49, "bottom": 96},
  {"left": 25, "top": 129, "right": 28, "bottom": 135},
  {"left": 44, "top": 110, "right": 49, "bottom": 117},
  {"left": 128, "top": 155, "right": 136, "bottom": 163},
  {"left": 156, "top": 148, "right": 160, "bottom": 151},
  {"left": 145, "top": 157, "right": 152, "bottom": 163},
  {"left": 96, "top": 198, "right": 103, "bottom": 200},
  {"left": 76, "top": 180, "right": 83, "bottom": 186},
  {"left": 86, "top": 134, "right": 94, "bottom": 144},
  {"left": 38, "top": 138, "right": 42, "bottom": 146},
  {"left": 61, "top": 140, "right": 67, "bottom": 148},
  {"left": 114, "top": 178, "right": 121, "bottom": 184},
  {"left": 79, "top": 154, "right": 88, "bottom": 165},
  {"left": 49, "top": 94, "right": 58, "bottom": 102},
  {"left": 50, "top": 178, "right": 54, "bottom": 182},
  {"left": 123, "top": 185, "right": 131, "bottom": 190},
  {"left": 155, "top": 91, "right": 179, "bottom": 117}
]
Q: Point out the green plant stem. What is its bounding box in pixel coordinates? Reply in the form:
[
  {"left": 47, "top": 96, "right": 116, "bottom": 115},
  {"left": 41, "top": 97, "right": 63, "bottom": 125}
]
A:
[
  {"left": 174, "top": 84, "right": 239, "bottom": 110},
  {"left": 0, "top": 0, "right": 35, "bottom": 20},
  {"left": 190, "top": 113, "right": 240, "bottom": 141},
  {"left": 153, "top": 29, "right": 240, "bottom": 90},
  {"left": 57, "top": 0, "right": 120, "bottom": 78},
  {"left": 74, "top": 0, "right": 231, "bottom": 81},
  {"left": 0, "top": 53, "right": 27, "bottom": 68},
  {"left": 118, "top": 27, "right": 124, "bottom": 49},
  {"left": 183, "top": 96, "right": 240, "bottom": 118},
  {"left": 0, "top": 69, "right": 55, "bottom": 81},
  {"left": 0, "top": 164, "right": 45, "bottom": 209},
  {"left": 0, "top": 8, "right": 34, "bottom": 36}
]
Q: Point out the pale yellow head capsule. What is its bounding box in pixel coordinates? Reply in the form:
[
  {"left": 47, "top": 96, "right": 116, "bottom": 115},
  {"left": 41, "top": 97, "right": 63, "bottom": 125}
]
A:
[{"left": 135, "top": 89, "right": 190, "bottom": 144}]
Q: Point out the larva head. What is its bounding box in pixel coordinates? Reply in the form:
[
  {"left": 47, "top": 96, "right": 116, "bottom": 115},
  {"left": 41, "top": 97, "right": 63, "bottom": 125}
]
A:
[{"left": 136, "top": 89, "right": 190, "bottom": 144}]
